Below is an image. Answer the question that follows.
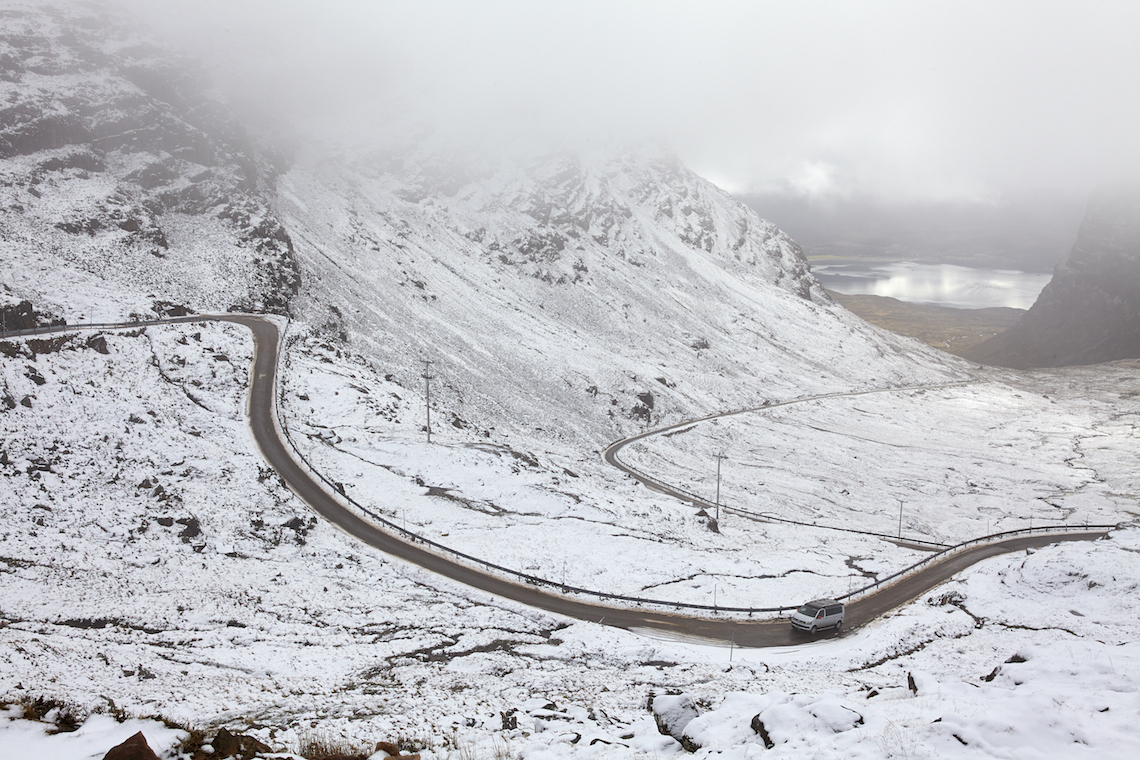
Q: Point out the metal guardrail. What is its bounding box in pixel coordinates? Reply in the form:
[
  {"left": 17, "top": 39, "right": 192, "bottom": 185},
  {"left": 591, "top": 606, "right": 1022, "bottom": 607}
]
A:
[
  {"left": 1, "top": 320, "right": 142, "bottom": 337},
  {"left": 609, "top": 420, "right": 954, "bottom": 549},
  {"left": 3, "top": 316, "right": 1123, "bottom": 618},
  {"left": 0, "top": 312, "right": 219, "bottom": 339},
  {"left": 835, "top": 522, "right": 1118, "bottom": 603},
  {"left": 614, "top": 449, "right": 954, "bottom": 548}
]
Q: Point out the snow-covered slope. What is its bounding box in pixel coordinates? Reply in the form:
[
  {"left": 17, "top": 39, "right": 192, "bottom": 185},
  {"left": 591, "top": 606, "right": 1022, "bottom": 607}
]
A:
[
  {"left": 0, "top": 1, "right": 299, "bottom": 323},
  {"left": 268, "top": 146, "right": 984, "bottom": 607},
  {"left": 2, "top": 5, "right": 1139, "bottom": 760},
  {"left": 2, "top": 324, "right": 1138, "bottom": 760},
  {"left": 280, "top": 145, "right": 963, "bottom": 456}
]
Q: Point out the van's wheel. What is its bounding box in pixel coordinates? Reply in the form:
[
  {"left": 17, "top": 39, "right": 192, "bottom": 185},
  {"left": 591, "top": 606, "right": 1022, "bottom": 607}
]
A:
[
  {"left": 809, "top": 626, "right": 816, "bottom": 635},
  {"left": 835, "top": 620, "right": 843, "bottom": 632}
]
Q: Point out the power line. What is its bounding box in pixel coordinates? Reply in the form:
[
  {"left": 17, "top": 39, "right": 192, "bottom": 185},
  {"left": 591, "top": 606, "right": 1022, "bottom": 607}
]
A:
[
  {"left": 715, "top": 452, "right": 727, "bottom": 523},
  {"left": 421, "top": 359, "right": 435, "bottom": 444}
]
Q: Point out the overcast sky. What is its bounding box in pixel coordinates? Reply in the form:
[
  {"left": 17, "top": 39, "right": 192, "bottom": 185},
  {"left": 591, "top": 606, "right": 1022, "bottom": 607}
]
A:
[{"left": 117, "top": 0, "right": 1140, "bottom": 203}]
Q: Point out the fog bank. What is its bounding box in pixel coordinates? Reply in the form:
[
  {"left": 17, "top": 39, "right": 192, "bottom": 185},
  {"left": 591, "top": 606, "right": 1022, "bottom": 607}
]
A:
[{"left": 114, "top": 0, "right": 1140, "bottom": 204}]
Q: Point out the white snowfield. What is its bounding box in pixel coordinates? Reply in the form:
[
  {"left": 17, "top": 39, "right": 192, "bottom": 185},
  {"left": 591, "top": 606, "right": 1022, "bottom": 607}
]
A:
[
  {"left": 1, "top": 3, "right": 1138, "bottom": 756},
  {"left": 0, "top": 319, "right": 1137, "bottom": 759}
]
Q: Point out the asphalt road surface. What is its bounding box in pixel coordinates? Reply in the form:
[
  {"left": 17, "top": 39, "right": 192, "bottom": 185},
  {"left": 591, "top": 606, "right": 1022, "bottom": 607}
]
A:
[
  {"left": 224, "top": 315, "right": 1110, "bottom": 647},
  {"left": 2, "top": 315, "right": 1110, "bottom": 647}
]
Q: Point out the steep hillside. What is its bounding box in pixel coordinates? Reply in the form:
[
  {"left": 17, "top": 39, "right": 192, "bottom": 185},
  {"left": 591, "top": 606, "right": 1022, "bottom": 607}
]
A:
[
  {"left": 280, "top": 146, "right": 964, "bottom": 458},
  {"left": 2, "top": 7, "right": 1139, "bottom": 758},
  {"left": 0, "top": 3, "right": 966, "bottom": 444},
  {"left": 0, "top": 1, "right": 299, "bottom": 323},
  {"left": 963, "top": 184, "right": 1140, "bottom": 368}
]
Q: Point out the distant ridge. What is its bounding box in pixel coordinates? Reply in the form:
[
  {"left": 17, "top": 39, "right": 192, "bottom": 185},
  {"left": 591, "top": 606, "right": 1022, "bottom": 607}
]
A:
[{"left": 962, "top": 184, "right": 1140, "bottom": 368}]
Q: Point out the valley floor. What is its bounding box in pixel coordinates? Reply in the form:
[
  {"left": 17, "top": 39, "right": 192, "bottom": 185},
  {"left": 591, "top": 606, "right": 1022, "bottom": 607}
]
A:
[
  {"left": 1, "top": 323, "right": 1137, "bottom": 759},
  {"left": 826, "top": 291, "right": 1024, "bottom": 356}
]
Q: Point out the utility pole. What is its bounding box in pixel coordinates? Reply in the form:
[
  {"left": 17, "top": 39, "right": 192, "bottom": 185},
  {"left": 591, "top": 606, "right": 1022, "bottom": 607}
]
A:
[
  {"left": 715, "top": 453, "right": 726, "bottom": 523},
  {"left": 421, "top": 359, "right": 435, "bottom": 444},
  {"left": 897, "top": 498, "right": 903, "bottom": 539}
]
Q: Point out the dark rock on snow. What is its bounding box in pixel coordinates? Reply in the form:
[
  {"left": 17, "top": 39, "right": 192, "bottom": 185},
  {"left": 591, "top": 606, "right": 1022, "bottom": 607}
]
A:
[
  {"left": 204, "top": 727, "right": 271, "bottom": 759},
  {"left": 964, "top": 183, "right": 1140, "bottom": 368},
  {"left": 651, "top": 693, "right": 698, "bottom": 743},
  {"left": 102, "top": 731, "right": 160, "bottom": 760}
]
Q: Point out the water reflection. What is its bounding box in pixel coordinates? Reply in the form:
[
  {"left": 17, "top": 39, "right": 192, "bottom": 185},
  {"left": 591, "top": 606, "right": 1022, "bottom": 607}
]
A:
[{"left": 811, "top": 261, "right": 1051, "bottom": 310}]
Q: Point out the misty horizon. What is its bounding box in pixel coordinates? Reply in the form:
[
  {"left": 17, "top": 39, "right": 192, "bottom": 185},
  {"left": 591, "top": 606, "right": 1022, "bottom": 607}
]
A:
[
  {"left": 105, "top": 0, "right": 1140, "bottom": 206},
  {"left": 3, "top": 4, "right": 1139, "bottom": 756}
]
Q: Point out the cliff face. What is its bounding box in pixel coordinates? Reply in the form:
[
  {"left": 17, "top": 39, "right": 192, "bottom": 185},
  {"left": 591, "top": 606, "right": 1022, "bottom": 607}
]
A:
[
  {"left": 0, "top": 2, "right": 300, "bottom": 319},
  {"left": 963, "top": 185, "right": 1140, "bottom": 368}
]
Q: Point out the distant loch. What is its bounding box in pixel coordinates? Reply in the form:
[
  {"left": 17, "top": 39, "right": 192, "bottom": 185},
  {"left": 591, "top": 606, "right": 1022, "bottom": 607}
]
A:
[{"left": 811, "top": 260, "right": 1052, "bottom": 310}]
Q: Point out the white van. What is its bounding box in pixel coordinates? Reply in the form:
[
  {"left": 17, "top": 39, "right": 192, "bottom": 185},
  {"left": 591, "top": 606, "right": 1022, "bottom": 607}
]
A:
[{"left": 790, "top": 599, "right": 845, "bottom": 634}]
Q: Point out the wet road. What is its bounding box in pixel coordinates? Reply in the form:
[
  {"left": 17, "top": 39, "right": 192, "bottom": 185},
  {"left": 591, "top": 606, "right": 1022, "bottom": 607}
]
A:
[
  {"left": 3, "top": 315, "right": 1107, "bottom": 646},
  {"left": 226, "top": 315, "right": 1109, "bottom": 647}
]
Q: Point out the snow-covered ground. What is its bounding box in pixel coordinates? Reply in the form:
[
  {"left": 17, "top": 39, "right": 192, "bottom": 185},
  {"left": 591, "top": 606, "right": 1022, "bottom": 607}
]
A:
[
  {"left": 620, "top": 375, "right": 1134, "bottom": 543},
  {"left": 3, "top": 143, "right": 1137, "bottom": 756},
  {"left": 2, "top": 5, "right": 1137, "bottom": 758},
  {"left": 2, "top": 323, "right": 1137, "bottom": 759},
  {"left": 279, "top": 334, "right": 1139, "bottom": 611}
]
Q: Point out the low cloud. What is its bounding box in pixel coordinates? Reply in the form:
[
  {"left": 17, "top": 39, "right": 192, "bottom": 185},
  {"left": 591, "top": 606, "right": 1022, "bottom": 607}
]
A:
[{"left": 114, "top": 0, "right": 1140, "bottom": 203}]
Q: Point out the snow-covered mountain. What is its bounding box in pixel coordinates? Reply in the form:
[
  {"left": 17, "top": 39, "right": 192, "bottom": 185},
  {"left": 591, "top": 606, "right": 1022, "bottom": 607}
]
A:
[
  {"left": 280, "top": 143, "right": 962, "bottom": 457},
  {"left": 0, "top": 0, "right": 961, "bottom": 448},
  {"left": 0, "top": 0, "right": 299, "bottom": 324},
  {"left": 2, "top": 4, "right": 1139, "bottom": 760}
]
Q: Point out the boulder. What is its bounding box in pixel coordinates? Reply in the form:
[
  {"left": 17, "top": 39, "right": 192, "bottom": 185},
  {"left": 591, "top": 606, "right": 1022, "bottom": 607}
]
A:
[
  {"left": 103, "top": 731, "right": 160, "bottom": 760},
  {"left": 210, "top": 727, "right": 271, "bottom": 758},
  {"left": 87, "top": 334, "right": 110, "bottom": 354},
  {"left": 651, "top": 693, "right": 698, "bottom": 742}
]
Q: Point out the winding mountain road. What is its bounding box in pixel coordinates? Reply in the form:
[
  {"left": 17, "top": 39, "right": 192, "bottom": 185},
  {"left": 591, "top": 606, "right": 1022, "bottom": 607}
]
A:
[
  {"left": 604, "top": 381, "right": 971, "bottom": 547},
  {"left": 3, "top": 315, "right": 1113, "bottom": 647},
  {"left": 223, "top": 315, "right": 1109, "bottom": 646}
]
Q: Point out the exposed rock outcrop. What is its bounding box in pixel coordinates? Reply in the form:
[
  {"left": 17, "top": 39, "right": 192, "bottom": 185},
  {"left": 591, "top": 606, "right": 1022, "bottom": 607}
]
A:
[
  {"left": 199, "top": 727, "right": 272, "bottom": 759},
  {"left": 0, "top": 298, "right": 65, "bottom": 332},
  {"left": 102, "top": 731, "right": 160, "bottom": 760},
  {"left": 963, "top": 184, "right": 1140, "bottom": 368},
  {"left": 0, "top": 3, "right": 301, "bottom": 317},
  {"left": 650, "top": 692, "right": 698, "bottom": 743}
]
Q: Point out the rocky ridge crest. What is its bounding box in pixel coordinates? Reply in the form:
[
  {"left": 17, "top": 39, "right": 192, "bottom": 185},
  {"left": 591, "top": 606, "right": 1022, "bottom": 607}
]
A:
[{"left": 354, "top": 145, "right": 826, "bottom": 302}]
